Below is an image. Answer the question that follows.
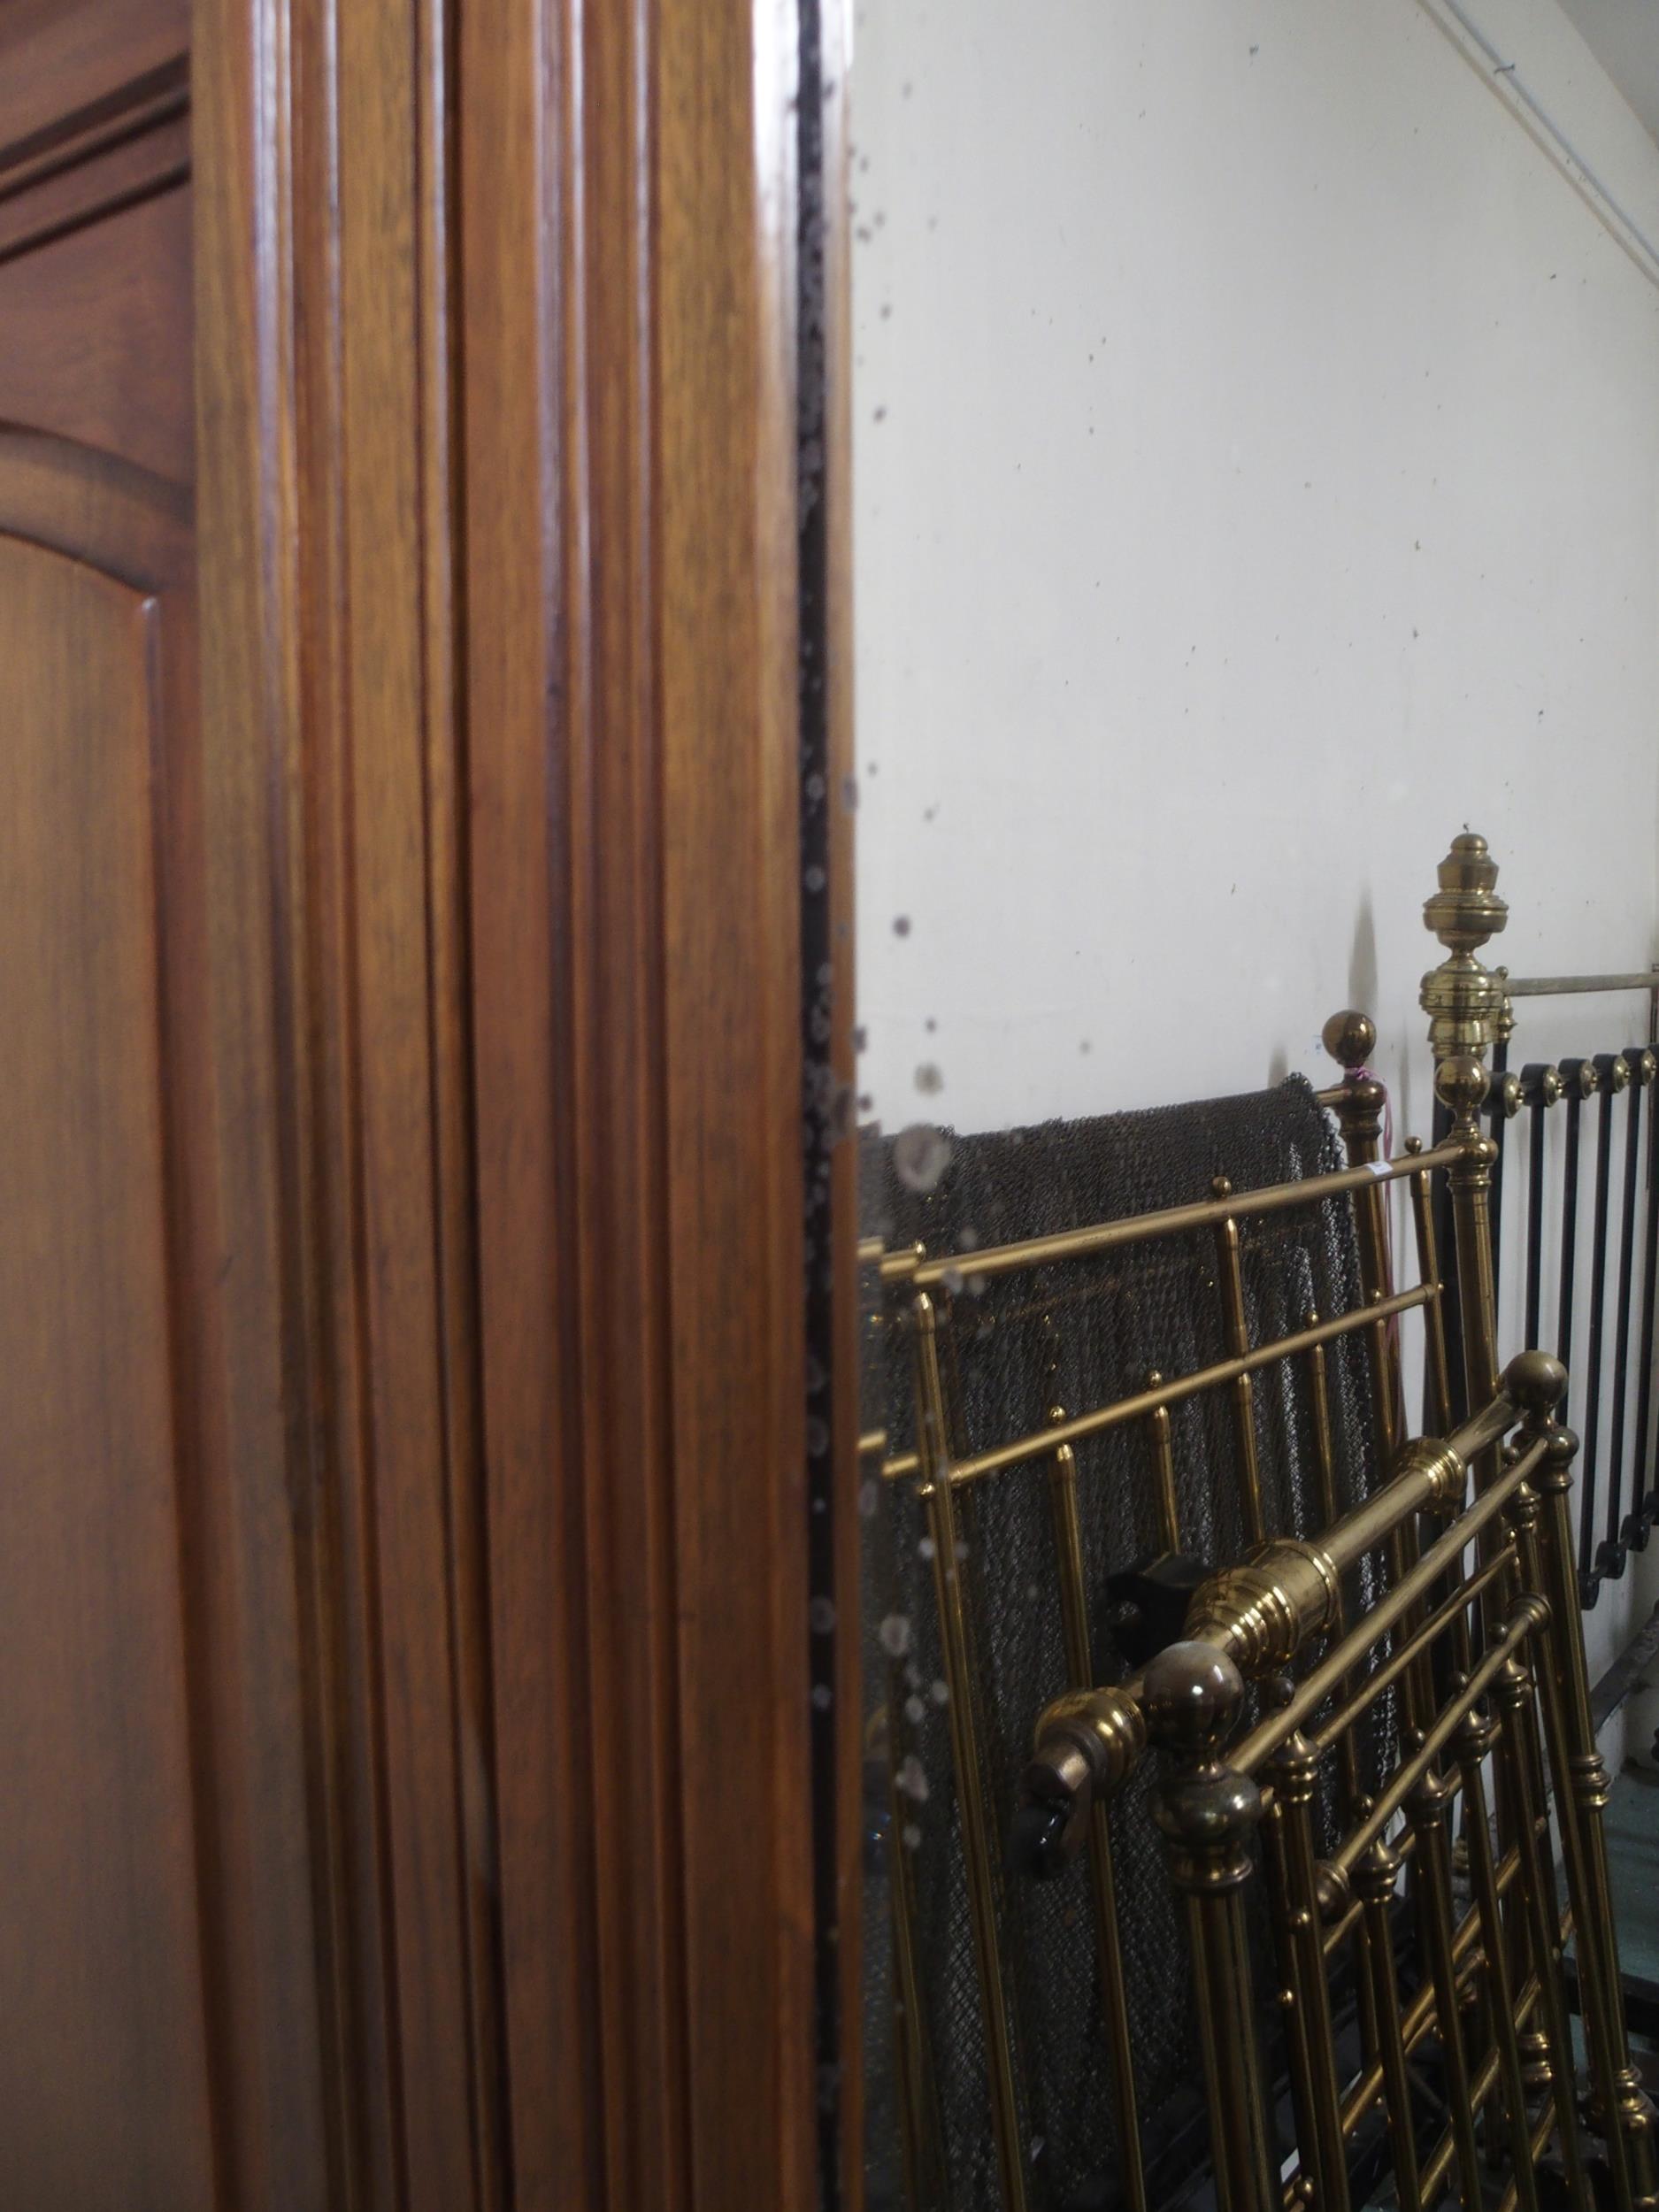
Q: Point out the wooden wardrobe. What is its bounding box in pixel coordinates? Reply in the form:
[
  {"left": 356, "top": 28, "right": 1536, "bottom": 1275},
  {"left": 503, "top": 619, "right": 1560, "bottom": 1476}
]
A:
[{"left": 0, "top": 1, "right": 855, "bottom": 2206}]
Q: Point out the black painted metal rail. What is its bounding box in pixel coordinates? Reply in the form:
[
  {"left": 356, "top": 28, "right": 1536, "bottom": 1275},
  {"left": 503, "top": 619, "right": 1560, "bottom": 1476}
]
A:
[{"left": 1431, "top": 997, "right": 1659, "bottom": 1613}]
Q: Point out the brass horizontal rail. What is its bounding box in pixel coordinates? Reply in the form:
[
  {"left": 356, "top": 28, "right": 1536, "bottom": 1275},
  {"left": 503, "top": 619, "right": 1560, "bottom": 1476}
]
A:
[
  {"left": 1229, "top": 1420, "right": 1538, "bottom": 1774},
  {"left": 873, "top": 1141, "right": 1463, "bottom": 1288},
  {"left": 1325, "top": 1601, "right": 1541, "bottom": 1885},
  {"left": 1329, "top": 1853, "right": 1524, "bottom": 2143},
  {"left": 1505, "top": 971, "right": 1658, "bottom": 998},
  {"left": 1416, "top": 1988, "right": 1549, "bottom": 2212},
  {"left": 926, "top": 1284, "right": 1435, "bottom": 1487},
  {"left": 1308, "top": 1545, "right": 1515, "bottom": 1755},
  {"left": 1492, "top": 2098, "right": 1559, "bottom": 2212}
]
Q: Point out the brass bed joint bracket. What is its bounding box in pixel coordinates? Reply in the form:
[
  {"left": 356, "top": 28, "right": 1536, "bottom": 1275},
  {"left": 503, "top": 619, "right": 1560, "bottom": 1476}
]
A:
[
  {"left": 1014, "top": 1683, "right": 1148, "bottom": 1878},
  {"left": 1016, "top": 1357, "right": 1548, "bottom": 1878}
]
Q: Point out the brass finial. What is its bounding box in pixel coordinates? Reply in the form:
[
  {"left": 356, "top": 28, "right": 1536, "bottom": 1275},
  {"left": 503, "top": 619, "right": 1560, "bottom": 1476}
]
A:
[
  {"left": 1321, "top": 1008, "right": 1376, "bottom": 1075},
  {"left": 1420, "top": 832, "right": 1510, "bottom": 1064}
]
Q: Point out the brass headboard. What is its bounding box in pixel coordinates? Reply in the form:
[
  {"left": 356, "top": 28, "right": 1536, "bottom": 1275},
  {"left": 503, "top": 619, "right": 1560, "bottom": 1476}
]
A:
[{"left": 862, "top": 1031, "right": 1656, "bottom": 2212}]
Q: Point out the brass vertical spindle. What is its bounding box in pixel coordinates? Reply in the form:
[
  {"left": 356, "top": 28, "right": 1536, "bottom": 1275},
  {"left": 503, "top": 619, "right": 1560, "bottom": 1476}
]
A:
[
  {"left": 910, "top": 1291, "right": 1029, "bottom": 2212},
  {"left": 1303, "top": 1325, "right": 1366, "bottom": 1821},
  {"left": 1352, "top": 1839, "right": 1424, "bottom": 2212},
  {"left": 1148, "top": 1646, "right": 1278, "bottom": 2212},
  {"left": 1407, "top": 1770, "right": 1485, "bottom": 2209},
  {"left": 1267, "top": 1731, "right": 1351, "bottom": 2212},
  {"left": 1211, "top": 1186, "right": 1265, "bottom": 1548},
  {"left": 1322, "top": 1011, "right": 1406, "bottom": 1441},
  {"left": 1452, "top": 1703, "right": 1540, "bottom": 2212},
  {"left": 1144, "top": 1376, "right": 1182, "bottom": 1555},
  {"left": 1490, "top": 1653, "right": 1592, "bottom": 2207},
  {"left": 1299, "top": 1325, "right": 1379, "bottom": 2116},
  {"left": 1405, "top": 1138, "right": 1478, "bottom": 1694},
  {"left": 1407, "top": 1137, "right": 1455, "bottom": 1440},
  {"left": 1260, "top": 1757, "right": 1322, "bottom": 2212},
  {"left": 1511, "top": 1377, "right": 1659, "bottom": 2212},
  {"left": 1046, "top": 1413, "right": 1147, "bottom": 2212},
  {"left": 1322, "top": 1019, "right": 1437, "bottom": 1742}
]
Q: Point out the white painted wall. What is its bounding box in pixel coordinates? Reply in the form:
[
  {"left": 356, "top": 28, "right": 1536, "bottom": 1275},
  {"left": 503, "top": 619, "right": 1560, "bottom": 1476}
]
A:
[{"left": 851, "top": 0, "right": 1659, "bottom": 1754}]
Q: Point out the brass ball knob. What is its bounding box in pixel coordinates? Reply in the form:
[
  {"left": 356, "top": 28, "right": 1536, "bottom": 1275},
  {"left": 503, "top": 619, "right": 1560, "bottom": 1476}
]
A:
[
  {"left": 1433, "top": 1054, "right": 1490, "bottom": 1118},
  {"left": 1502, "top": 1349, "right": 1568, "bottom": 1417},
  {"left": 1143, "top": 1641, "right": 1244, "bottom": 1755},
  {"left": 1321, "top": 1008, "right": 1377, "bottom": 1072}
]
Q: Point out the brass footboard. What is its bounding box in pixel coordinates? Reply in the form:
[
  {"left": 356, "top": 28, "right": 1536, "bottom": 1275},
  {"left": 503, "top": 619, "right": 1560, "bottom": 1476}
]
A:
[
  {"left": 864, "top": 1031, "right": 1658, "bottom": 2212},
  {"left": 1028, "top": 1351, "right": 1655, "bottom": 2212}
]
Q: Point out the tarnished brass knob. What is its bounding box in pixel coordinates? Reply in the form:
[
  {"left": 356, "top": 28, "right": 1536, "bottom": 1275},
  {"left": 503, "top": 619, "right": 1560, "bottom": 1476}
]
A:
[
  {"left": 1434, "top": 1054, "right": 1490, "bottom": 1123},
  {"left": 1144, "top": 1641, "right": 1245, "bottom": 1755},
  {"left": 1321, "top": 1008, "right": 1376, "bottom": 1075},
  {"left": 1503, "top": 1349, "right": 1568, "bottom": 1419}
]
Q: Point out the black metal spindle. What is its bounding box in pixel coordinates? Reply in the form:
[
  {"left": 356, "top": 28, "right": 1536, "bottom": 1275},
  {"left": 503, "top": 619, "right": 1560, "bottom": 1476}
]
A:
[
  {"left": 1557, "top": 1060, "right": 1592, "bottom": 1588},
  {"left": 1602, "top": 1054, "right": 1647, "bottom": 1578},
  {"left": 1632, "top": 1051, "right": 1659, "bottom": 1549},
  {"left": 1580, "top": 1056, "right": 1623, "bottom": 1601},
  {"left": 1489, "top": 1031, "right": 1510, "bottom": 1298},
  {"left": 1521, "top": 1064, "right": 1555, "bottom": 1353}
]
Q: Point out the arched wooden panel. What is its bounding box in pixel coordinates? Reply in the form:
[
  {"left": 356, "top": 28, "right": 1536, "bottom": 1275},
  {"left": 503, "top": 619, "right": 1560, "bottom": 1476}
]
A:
[{"left": 0, "top": 523, "right": 216, "bottom": 2211}]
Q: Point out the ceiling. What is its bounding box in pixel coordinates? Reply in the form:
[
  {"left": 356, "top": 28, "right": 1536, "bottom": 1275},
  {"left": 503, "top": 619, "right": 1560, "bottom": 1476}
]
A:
[{"left": 1560, "top": 0, "right": 1659, "bottom": 150}]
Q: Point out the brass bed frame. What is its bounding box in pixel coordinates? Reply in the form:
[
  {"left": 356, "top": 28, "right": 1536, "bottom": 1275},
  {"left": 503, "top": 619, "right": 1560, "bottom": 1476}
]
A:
[{"left": 860, "top": 1010, "right": 1657, "bottom": 2212}]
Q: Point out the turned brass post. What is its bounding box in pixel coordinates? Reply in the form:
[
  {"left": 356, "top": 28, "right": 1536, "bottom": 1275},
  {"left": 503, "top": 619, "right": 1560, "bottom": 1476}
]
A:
[
  {"left": 1421, "top": 833, "right": 1510, "bottom": 1455},
  {"left": 1322, "top": 1010, "right": 1404, "bottom": 1456},
  {"left": 1147, "top": 1647, "right": 1278, "bottom": 2212},
  {"left": 1438, "top": 1054, "right": 1502, "bottom": 1448}
]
